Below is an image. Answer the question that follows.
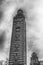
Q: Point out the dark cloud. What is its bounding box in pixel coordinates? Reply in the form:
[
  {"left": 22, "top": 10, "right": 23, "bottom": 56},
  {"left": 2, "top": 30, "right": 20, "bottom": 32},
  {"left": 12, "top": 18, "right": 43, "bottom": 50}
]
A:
[
  {"left": 0, "top": 32, "right": 5, "bottom": 50},
  {"left": 0, "top": 11, "right": 3, "bottom": 20}
]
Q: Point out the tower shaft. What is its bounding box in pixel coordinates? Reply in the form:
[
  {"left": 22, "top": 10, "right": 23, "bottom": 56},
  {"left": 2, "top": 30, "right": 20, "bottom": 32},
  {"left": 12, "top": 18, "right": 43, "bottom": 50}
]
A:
[{"left": 9, "top": 9, "right": 26, "bottom": 65}]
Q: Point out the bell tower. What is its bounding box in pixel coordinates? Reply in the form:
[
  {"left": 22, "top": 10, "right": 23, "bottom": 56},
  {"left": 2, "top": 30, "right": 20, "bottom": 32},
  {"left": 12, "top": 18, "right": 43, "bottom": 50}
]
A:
[
  {"left": 30, "top": 52, "right": 40, "bottom": 65},
  {"left": 9, "top": 9, "right": 26, "bottom": 65}
]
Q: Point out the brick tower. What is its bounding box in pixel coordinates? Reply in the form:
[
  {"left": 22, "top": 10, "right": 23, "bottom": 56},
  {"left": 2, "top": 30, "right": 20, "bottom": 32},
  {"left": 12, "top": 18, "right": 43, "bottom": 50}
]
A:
[
  {"left": 9, "top": 9, "right": 26, "bottom": 65},
  {"left": 30, "top": 52, "right": 40, "bottom": 65}
]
